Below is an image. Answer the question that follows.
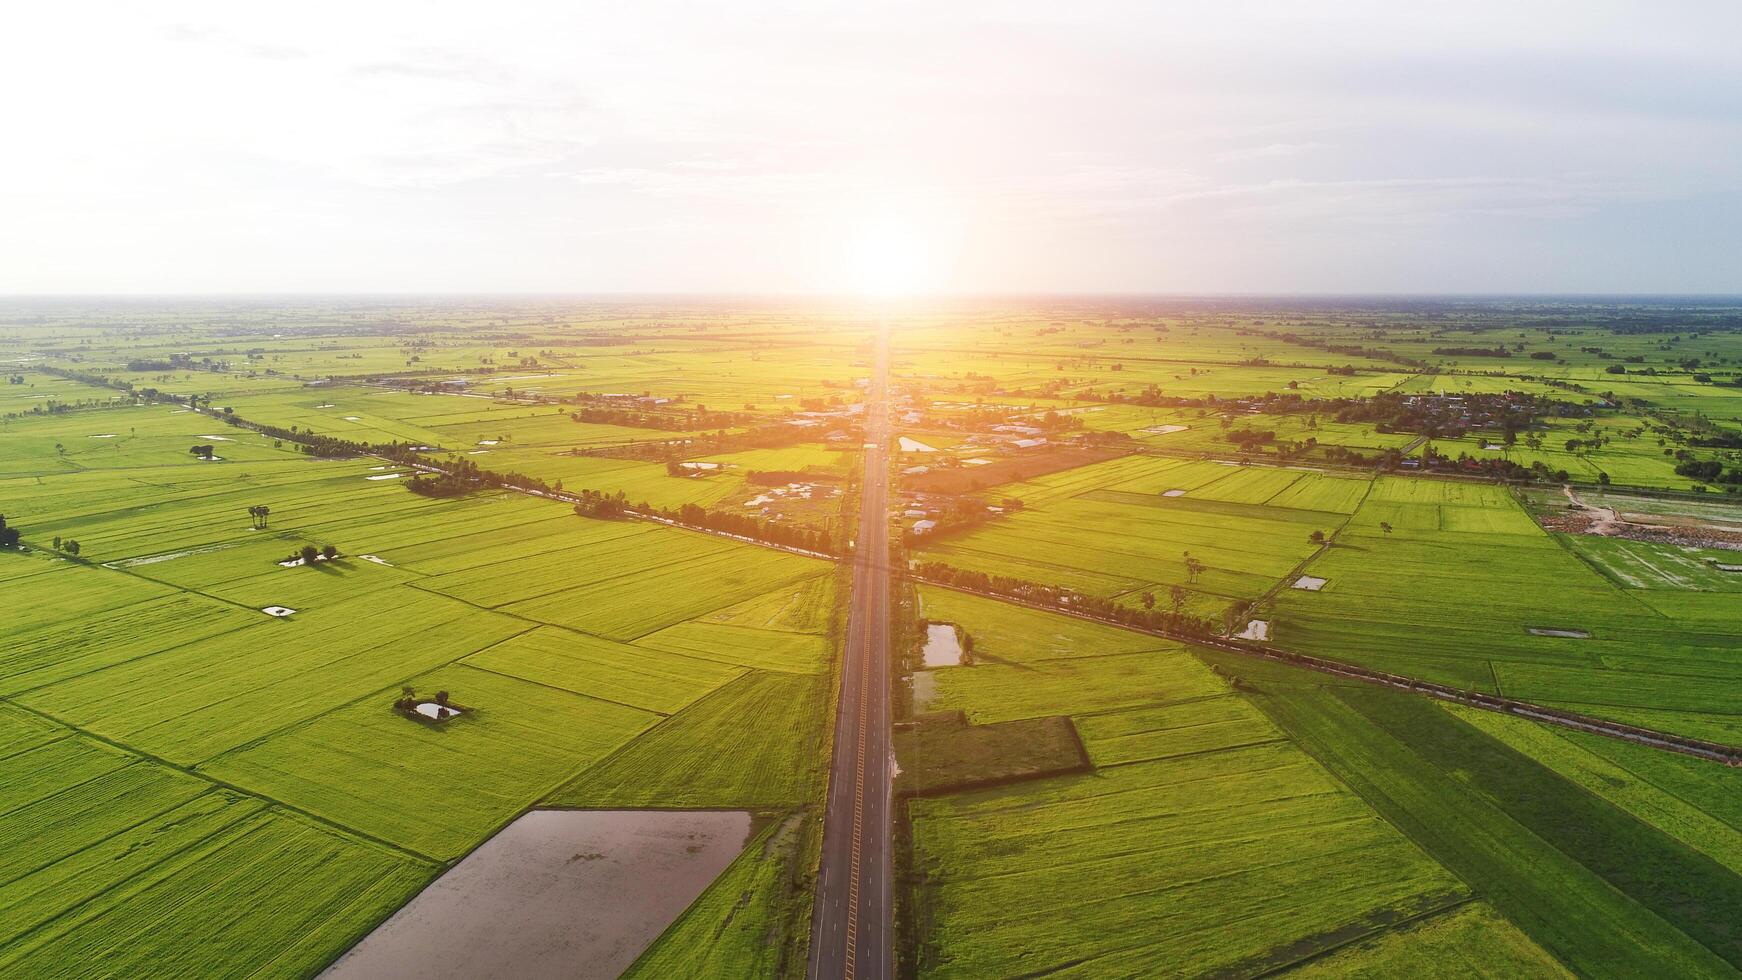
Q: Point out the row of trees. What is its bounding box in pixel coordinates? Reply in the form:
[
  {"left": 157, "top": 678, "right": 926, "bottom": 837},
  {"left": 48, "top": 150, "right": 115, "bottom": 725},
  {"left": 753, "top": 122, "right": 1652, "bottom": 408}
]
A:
[
  {"left": 216, "top": 398, "right": 849, "bottom": 552},
  {"left": 912, "top": 561, "right": 1221, "bottom": 639},
  {"left": 672, "top": 502, "right": 837, "bottom": 553},
  {"left": 571, "top": 491, "right": 839, "bottom": 553},
  {"left": 570, "top": 416, "right": 853, "bottom": 463},
  {"left": 1674, "top": 459, "right": 1742, "bottom": 486},
  {"left": 405, "top": 472, "right": 477, "bottom": 497},
  {"left": 0, "top": 516, "right": 91, "bottom": 555}
]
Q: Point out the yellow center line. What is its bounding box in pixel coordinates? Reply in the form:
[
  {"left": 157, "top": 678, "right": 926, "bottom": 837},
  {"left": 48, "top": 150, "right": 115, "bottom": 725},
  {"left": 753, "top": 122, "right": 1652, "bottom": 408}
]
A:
[{"left": 843, "top": 621, "right": 871, "bottom": 979}]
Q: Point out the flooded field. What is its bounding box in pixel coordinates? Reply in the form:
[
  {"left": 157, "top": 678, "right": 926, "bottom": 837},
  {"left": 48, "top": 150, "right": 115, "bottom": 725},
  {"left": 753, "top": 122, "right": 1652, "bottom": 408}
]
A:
[
  {"left": 322, "top": 809, "right": 751, "bottom": 980},
  {"left": 921, "top": 623, "right": 964, "bottom": 667}
]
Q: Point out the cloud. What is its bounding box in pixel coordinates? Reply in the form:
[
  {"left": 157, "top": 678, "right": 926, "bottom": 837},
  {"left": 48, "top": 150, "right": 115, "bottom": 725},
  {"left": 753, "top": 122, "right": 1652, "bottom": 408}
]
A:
[
  {"left": 1215, "top": 142, "right": 1328, "bottom": 162},
  {"left": 7, "top": 0, "right": 1742, "bottom": 292}
]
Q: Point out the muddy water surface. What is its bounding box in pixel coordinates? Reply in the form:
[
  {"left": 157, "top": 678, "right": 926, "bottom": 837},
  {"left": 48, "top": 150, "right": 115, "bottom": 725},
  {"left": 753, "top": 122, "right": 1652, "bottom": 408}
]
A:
[
  {"left": 322, "top": 809, "right": 751, "bottom": 980},
  {"left": 921, "top": 623, "right": 964, "bottom": 667}
]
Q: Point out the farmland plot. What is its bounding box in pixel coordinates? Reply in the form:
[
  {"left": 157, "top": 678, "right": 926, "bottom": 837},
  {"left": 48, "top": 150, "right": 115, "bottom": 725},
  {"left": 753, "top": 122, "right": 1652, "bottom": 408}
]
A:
[
  {"left": 1228, "top": 653, "right": 1742, "bottom": 978},
  {"left": 552, "top": 669, "right": 832, "bottom": 808},
  {"left": 1269, "top": 476, "right": 1742, "bottom": 737},
  {"left": 203, "top": 664, "right": 658, "bottom": 859},
  {"left": 463, "top": 626, "right": 742, "bottom": 713},
  {"left": 0, "top": 728, "right": 431, "bottom": 980},
  {"left": 910, "top": 742, "right": 1467, "bottom": 977},
  {"left": 20, "top": 588, "right": 528, "bottom": 764},
  {"left": 914, "top": 455, "right": 1360, "bottom": 619},
  {"left": 901, "top": 589, "right": 1554, "bottom": 977}
]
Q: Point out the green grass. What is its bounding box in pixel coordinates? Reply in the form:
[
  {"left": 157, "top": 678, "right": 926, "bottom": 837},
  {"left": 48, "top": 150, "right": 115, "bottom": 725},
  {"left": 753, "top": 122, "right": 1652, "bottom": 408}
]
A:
[
  {"left": 201, "top": 663, "right": 657, "bottom": 860},
  {"left": 699, "top": 572, "right": 837, "bottom": 632},
  {"left": 898, "top": 586, "right": 1561, "bottom": 978},
  {"left": 1448, "top": 705, "right": 1742, "bottom": 878},
  {"left": 0, "top": 726, "right": 432, "bottom": 980},
  {"left": 19, "top": 588, "right": 529, "bottom": 764},
  {"left": 909, "top": 741, "right": 1465, "bottom": 977},
  {"left": 497, "top": 542, "right": 825, "bottom": 640},
  {"left": 916, "top": 458, "right": 1345, "bottom": 614},
  {"left": 916, "top": 585, "right": 1163, "bottom": 664},
  {"left": 11, "top": 301, "right": 1742, "bottom": 976},
  {"left": 894, "top": 714, "right": 1086, "bottom": 795},
  {"left": 625, "top": 813, "right": 814, "bottom": 979},
  {"left": 0, "top": 802, "right": 431, "bottom": 979},
  {"left": 0, "top": 388, "right": 845, "bottom": 973},
  {"left": 925, "top": 647, "right": 1227, "bottom": 723},
  {"left": 1269, "top": 476, "right": 1742, "bottom": 737},
  {"left": 1225, "top": 654, "right": 1740, "bottom": 978},
  {"left": 550, "top": 669, "right": 832, "bottom": 808},
  {"left": 462, "top": 625, "right": 744, "bottom": 713},
  {"left": 1072, "top": 694, "right": 1282, "bottom": 766},
  {"left": 1287, "top": 902, "right": 1572, "bottom": 979},
  {"left": 634, "top": 620, "right": 832, "bottom": 673}
]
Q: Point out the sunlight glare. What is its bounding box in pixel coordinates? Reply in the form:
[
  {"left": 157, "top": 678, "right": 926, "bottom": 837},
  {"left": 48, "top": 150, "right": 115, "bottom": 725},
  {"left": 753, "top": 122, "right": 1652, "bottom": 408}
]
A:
[{"left": 849, "top": 217, "right": 934, "bottom": 299}]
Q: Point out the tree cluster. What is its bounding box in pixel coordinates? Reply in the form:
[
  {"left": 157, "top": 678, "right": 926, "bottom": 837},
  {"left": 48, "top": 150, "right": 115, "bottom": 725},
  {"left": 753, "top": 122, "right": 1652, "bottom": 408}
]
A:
[
  {"left": 1431, "top": 346, "right": 1512, "bottom": 358},
  {"left": 284, "top": 544, "right": 339, "bottom": 564},
  {"left": 1675, "top": 459, "right": 1742, "bottom": 486},
  {"left": 674, "top": 502, "right": 836, "bottom": 553}
]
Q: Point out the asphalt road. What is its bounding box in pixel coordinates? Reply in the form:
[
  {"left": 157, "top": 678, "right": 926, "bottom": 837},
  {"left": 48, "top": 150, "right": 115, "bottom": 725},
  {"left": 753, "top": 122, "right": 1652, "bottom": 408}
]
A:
[{"left": 808, "top": 324, "right": 893, "bottom": 980}]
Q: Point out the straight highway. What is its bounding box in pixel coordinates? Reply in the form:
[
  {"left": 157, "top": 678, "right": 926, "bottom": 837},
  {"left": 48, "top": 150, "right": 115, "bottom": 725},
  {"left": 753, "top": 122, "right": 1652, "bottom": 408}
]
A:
[{"left": 808, "top": 322, "right": 893, "bottom": 980}]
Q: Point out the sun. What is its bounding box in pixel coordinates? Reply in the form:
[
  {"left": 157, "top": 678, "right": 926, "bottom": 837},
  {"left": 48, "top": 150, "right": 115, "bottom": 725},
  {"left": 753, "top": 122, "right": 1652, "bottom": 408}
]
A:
[{"left": 848, "top": 217, "right": 934, "bottom": 299}]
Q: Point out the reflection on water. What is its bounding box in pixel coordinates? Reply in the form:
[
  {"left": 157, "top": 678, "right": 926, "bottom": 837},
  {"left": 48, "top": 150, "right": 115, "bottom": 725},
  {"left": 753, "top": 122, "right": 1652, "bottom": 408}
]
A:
[{"left": 323, "top": 809, "right": 751, "bottom": 980}]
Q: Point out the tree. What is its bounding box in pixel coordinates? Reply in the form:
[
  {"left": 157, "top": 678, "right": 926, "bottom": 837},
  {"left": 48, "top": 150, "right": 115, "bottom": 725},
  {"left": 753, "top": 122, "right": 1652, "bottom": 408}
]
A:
[
  {"left": 0, "top": 514, "right": 18, "bottom": 549},
  {"left": 1309, "top": 530, "right": 1326, "bottom": 545},
  {"left": 249, "top": 505, "right": 271, "bottom": 530},
  {"left": 1182, "top": 551, "right": 1205, "bottom": 584},
  {"left": 1597, "top": 471, "right": 1611, "bottom": 486},
  {"left": 434, "top": 690, "right": 450, "bottom": 705},
  {"left": 300, "top": 544, "right": 319, "bottom": 565},
  {"left": 1139, "top": 591, "right": 1155, "bottom": 610},
  {"left": 321, "top": 544, "right": 338, "bottom": 560},
  {"left": 64, "top": 540, "right": 80, "bottom": 557},
  {"left": 53, "top": 535, "right": 62, "bottom": 551},
  {"left": 1170, "top": 585, "right": 1186, "bottom": 616},
  {"left": 1379, "top": 521, "right": 1393, "bottom": 535}
]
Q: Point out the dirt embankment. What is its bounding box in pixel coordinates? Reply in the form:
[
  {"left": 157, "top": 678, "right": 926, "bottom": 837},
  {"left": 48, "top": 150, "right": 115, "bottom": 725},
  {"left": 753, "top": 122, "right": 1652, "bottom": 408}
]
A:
[{"left": 1545, "top": 486, "right": 1742, "bottom": 551}]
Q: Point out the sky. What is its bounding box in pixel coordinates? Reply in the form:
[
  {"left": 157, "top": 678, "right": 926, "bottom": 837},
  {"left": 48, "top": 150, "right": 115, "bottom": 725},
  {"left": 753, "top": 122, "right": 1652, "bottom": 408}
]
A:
[{"left": 4, "top": 1, "right": 1740, "bottom": 295}]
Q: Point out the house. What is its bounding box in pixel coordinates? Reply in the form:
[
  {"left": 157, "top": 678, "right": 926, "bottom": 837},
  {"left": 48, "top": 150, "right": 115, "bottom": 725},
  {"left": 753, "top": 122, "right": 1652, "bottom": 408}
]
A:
[{"left": 912, "top": 519, "right": 938, "bottom": 534}]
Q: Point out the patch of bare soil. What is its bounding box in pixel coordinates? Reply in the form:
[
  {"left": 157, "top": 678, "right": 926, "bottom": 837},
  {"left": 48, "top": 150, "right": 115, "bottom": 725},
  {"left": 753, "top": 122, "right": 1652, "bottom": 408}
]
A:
[{"left": 1550, "top": 486, "right": 1742, "bottom": 552}]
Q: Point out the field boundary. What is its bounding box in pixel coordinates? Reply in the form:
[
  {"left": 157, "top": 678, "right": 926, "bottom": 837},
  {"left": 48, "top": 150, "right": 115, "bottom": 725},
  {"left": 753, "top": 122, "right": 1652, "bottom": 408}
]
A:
[{"left": 906, "top": 574, "right": 1742, "bottom": 767}]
